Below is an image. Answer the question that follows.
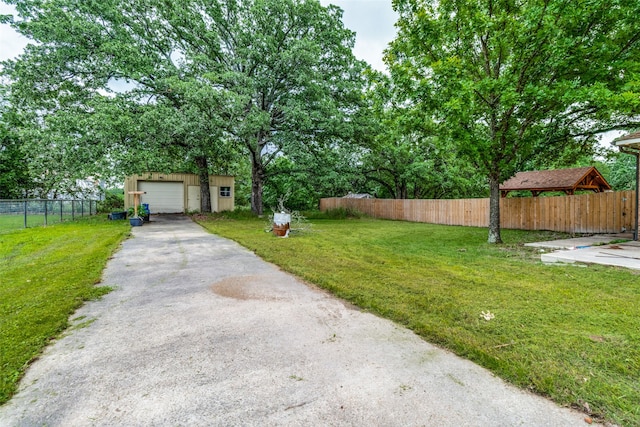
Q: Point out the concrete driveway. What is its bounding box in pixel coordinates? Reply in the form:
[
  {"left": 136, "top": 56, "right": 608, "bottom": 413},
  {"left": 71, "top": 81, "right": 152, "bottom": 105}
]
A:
[{"left": 1, "top": 215, "right": 590, "bottom": 426}]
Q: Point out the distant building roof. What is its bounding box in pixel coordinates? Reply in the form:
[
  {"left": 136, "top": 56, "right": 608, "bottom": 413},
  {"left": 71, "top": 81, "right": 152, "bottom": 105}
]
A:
[
  {"left": 499, "top": 166, "right": 611, "bottom": 197},
  {"left": 342, "top": 192, "right": 374, "bottom": 199}
]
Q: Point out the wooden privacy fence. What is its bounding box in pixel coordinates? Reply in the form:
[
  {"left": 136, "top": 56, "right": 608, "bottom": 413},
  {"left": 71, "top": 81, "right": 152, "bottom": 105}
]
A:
[{"left": 319, "top": 190, "right": 636, "bottom": 234}]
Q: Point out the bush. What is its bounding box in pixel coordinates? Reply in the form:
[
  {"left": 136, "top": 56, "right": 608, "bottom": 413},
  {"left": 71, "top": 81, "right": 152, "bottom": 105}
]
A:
[
  {"left": 127, "top": 204, "right": 148, "bottom": 218},
  {"left": 318, "top": 207, "right": 364, "bottom": 219},
  {"left": 98, "top": 190, "right": 124, "bottom": 213}
]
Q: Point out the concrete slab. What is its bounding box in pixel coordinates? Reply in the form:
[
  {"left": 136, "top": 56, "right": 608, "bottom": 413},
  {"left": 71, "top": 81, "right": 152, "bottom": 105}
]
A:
[
  {"left": 540, "top": 241, "right": 640, "bottom": 270},
  {"left": 526, "top": 233, "right": 633, "bottom": 250}
]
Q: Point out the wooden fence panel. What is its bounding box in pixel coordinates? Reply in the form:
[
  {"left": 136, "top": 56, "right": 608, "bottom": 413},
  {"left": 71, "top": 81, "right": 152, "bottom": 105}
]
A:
[
  {"left": 608, "top": 192, "right": 619, "bottom": 232},
  {"left": 320, "top": 190, "right": 636, "bottom": 234}
]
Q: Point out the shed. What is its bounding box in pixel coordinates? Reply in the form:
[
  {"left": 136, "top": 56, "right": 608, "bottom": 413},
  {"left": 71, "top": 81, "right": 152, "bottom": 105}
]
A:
[
  {"left": 499, "top": 166, "right": 611, "bottom": 197},
  {"left": 124, "top": 172, "right": 234, "bottom": 213},
  {"left": 343, "top": 192, "right": 374, "bottom": 199}
]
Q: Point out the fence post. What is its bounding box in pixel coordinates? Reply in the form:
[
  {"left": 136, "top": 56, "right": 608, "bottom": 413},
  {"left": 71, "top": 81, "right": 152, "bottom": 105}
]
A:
[
  {"left": 44, "top": 199, "right": 48, "bottom": 226},
  {"left": 81, "top": 200, "right": 84, "bottom": 217},
  {"left": 71, "top": 200, "right": 75, "bottom": 220},
  {"left": 60, "top": 200, "right": 63, "bottom": 222},
  {"left": 23, "top": 199, "right": 27, "bottom": 229}
]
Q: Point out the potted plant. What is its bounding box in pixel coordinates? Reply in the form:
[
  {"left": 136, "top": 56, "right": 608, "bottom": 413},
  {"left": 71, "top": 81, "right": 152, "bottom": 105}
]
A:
[{"left": 127, "top": 204, "right": 148, "bottom": 226}]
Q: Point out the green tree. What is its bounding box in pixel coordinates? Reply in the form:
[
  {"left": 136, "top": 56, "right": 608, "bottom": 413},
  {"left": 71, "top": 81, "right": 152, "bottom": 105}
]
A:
[
  {"left": 363, "top": 72, "right": 487, "bottom": 199},
  {"left": 169, "top": 0, "right": 366, "bottom": 214},
  {"left": 2, "top": 0, "right": 242, "bottom": 211},
  {"left": 607, "top": 151, "right": 637, "bottom": 191},
  {"left": 0, "top": 93, "right": 33, "bottom": 198},
  {"left": 3, "top": 0, "right": 365, "bottom": 214},
  {"left": 389, "top": 0, "right": 640, "bottom": 243},
  {"left": 262, "top": 141, "right": 367, "bottom": 211}
]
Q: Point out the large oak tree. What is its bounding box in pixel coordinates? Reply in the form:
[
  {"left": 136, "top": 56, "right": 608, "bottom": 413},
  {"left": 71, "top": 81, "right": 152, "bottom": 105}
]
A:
[
  {"left": 388, "top": 0, "right": 640, "bottom": 243},
  {"left": 3, "top": 0, "right": 365, "bottom": 214}
]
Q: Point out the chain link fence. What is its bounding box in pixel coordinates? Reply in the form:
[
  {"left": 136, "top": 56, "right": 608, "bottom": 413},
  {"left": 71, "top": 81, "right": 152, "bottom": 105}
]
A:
[{"left": 0, "top": 199, "right": 98, "bottom": 232}]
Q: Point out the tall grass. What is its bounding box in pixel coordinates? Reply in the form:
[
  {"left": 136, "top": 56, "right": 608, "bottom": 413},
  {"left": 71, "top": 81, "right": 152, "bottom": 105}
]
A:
[{"left": 197, "top": 216, "right": 640, "bottom": 426}]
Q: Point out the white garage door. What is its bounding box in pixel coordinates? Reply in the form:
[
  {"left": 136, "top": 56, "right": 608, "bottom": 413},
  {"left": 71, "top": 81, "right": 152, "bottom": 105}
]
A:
[{"left": 138, "top": 181, "right": 184, "bottom": 213}]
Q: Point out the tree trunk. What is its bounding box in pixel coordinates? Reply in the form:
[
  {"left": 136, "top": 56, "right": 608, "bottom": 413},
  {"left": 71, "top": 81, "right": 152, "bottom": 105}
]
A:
[
  {"left": 251, "top": 163, "right": 264, "bottom": 215},
  {"left": 399, "top": 181, "right": 408, "bottom": 199},
  {"left": 195, "top": 155, "right": 211, "bottom": 213},
  {"left": 487, "top": 174, "right": 503, "bottom": 244}
]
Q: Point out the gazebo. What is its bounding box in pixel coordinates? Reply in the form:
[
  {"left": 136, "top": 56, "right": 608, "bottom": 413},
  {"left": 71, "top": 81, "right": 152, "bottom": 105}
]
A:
[{"left": 499, "top": 166, "right": 611, "bottom": 198}]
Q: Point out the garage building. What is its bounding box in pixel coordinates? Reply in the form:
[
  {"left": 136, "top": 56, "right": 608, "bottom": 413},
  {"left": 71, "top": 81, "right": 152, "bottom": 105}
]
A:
[{"left": 124, "top": 172, "right": 234, "bottom": 213}]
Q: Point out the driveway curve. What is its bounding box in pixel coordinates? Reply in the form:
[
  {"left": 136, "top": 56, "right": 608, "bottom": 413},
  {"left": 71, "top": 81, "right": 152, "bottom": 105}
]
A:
[{"left": 0, "top": 215, "right": 589, "bottom": 426}]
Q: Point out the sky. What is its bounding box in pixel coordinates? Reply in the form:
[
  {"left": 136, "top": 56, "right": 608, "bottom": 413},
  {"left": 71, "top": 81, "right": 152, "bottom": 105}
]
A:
[
  {"left": 0, "top": 1, "right": 398, "bottom": 72},
  {"left": 320, "top": 0, "right": 398, "bottom": 72}
]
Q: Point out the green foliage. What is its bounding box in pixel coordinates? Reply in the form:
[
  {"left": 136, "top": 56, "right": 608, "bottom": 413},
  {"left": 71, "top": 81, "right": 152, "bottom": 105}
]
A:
[
  {"left": 309, "top": 207, "right": 365, "bottom": 219},
  {"left": 198, "top": 216, "right": 640, "bottom": 426},
  {"left": 388, "top": 0, "right": 640, "bottom": 242},
  {"left": 262, "top": 158, "right": 319, "bottom": 211},
  {"left": 262, "top": 149, "right": 366, "bottom": 211},
  {"left": 3, "top": 0, "right": 366, "bottom": 215},
  {"left": 210, "top": 0, "right": 368, "bottom": 214},
  {"left": 607, "top": 152, "right": 637, "bottom": 191},
  {"left": 97, "top": 189, "right": 124, "bottom": 213},
  {"left": 362, "top": 72, "right": 488, "bottom": 199},
  {"left": 0, "top": 91, "right": 33, "bottom": 198},
  {"left": 192, "top": 207, "right": 259, "bottom": 221},
  {"left": 126, "top": 204, "right": 148, "bottom": 218},
  {"left": 0, "top": 129, "right": 30, "bottom": 198},
  {"left": 0, "top": 217, "right": 129, "bottom": 404}
]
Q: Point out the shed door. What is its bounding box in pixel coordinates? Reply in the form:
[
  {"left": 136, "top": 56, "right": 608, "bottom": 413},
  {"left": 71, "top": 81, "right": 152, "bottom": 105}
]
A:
[
  {"left": 187, "top": 186, "right": 218, "bottom": 212},
  {"left": 187, "top": 186, "right": 200, "bottom": 212},
  {"left": 138, "top": 181, "right": 184, "bottom": 213}
]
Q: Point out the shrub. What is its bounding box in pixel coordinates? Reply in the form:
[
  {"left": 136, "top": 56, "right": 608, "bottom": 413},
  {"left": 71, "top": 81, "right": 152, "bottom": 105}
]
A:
[
  {"left": 320, "top": 207, "right": 364, "bottom": 219},
  {"left": 98, "top": 190, "right": 124, "bottom": 213}
]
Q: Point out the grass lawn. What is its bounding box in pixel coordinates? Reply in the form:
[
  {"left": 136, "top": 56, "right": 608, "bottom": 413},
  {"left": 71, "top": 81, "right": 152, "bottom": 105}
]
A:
[
  {"left": 0, "top": 214, "right": 81, "bottom": 233},
  {"left": 197, "top": 213, "right": 640, "bottom": 426},
  {"left": 0, "top": 216, "right": 130, "bottom": 404}
]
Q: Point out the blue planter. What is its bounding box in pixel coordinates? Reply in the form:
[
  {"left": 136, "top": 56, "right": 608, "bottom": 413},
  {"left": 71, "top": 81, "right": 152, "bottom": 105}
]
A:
[
  {"left": 109, "top": 211, "right": 127, "bottom": 220},
  {"left": 129, "top": 217, "right": 143, "bottom": 227}
]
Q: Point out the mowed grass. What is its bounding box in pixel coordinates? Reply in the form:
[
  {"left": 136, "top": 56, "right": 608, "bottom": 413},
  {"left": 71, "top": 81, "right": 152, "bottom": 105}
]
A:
[
  {"left": 0, "top": 214, "right": 77, "bottom": 232},
  {"left": 197, "top": 214, "right": 640, "bottom": 426},
  {"left": 0, "top": 216, "right": 130, "bottom": 404}
]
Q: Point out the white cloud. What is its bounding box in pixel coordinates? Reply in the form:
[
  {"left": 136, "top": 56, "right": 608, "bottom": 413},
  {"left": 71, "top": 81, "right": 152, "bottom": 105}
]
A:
[{"left": 320, "top": 0, "right": 398, "bottom": 72}]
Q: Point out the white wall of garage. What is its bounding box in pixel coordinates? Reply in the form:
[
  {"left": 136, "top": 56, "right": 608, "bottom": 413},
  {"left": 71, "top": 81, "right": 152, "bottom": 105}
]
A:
[{"left": 138, "top": 181, "right": 185, "bottom": 213}]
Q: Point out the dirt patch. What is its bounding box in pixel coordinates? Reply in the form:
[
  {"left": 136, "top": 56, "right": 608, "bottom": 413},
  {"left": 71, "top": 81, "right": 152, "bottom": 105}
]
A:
[{"left": 211, "top": 275, "right": 287, "bottom": 301}]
